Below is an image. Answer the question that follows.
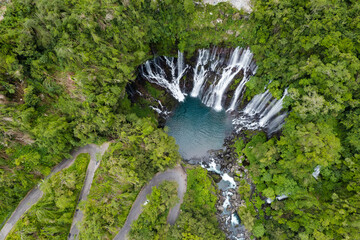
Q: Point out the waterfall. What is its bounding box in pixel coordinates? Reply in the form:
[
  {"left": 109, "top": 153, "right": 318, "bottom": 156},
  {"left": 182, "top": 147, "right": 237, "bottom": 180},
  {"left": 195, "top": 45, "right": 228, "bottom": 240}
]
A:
[
  {"left": 312, "top": 165, "right": 321, "bottom": 179},
  {"left": 233, "top": 88, "right": 288, "bottom": 134},
  {"left": 202, "top": 47, "right": 254, "bottom": 111},
  {"left": 227, "top": 63, "right": 257, "bottom": 112},
  {"left": 150, "top": 100, "right": 171, "bottom": 117},
  {"left": 243, "top": 90, "right": 272, "bottom": 116},
  {"left": 259, "top": 88, "right": 288, "bottom": 127},
  {"left": 191, "top": 49, "right": 210, "bottom": 97},
  {"left": 140, "top": 47, "right": 289, "bottom": 239},
  {"left": 141, "top": 51, "right": 188, "bottom": 102},
  {"left": 140, "top": 47, "right": 288, "bottom": 135},
  {"left": 141, "top": 47, "right": 255, "bottom": 111},
  {"left": 227, "top": 74, "right": 249, "bottom": 112},
  {"left": 266, "top": 112, "right": 287, "bottom": 135}
]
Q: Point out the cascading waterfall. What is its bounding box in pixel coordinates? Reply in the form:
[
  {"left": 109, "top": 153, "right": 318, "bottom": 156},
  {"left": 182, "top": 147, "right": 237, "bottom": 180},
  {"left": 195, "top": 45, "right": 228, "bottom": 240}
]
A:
[
  {"left": 259, "top": 88, "right": 288, "bottom": 127},
  {"left": 232, "top": 88, "right": 288, "bottom": 134},
  {"left": 227, "top": 73, "right": 250, "bottom": 112},
  {"left": 190, "top": 49, "right": 210, "bottom": 98},
  {"left": 150, "top": 100, "right": 171, "bottom": 117},
  {"left": 202, "top": 47, "right": 254, "bottom": 111},
  {"left": 141, "top": 51, "right": 188, "bottom": 102},
  {"left": 139, "top": 47, "right": 289, "bottom": 240},
  {"left": 140, "top": 47, "right": 288, "bottom": 135},
  {"left": 227, "top": 59, "right": 257, "bottom": 112}
]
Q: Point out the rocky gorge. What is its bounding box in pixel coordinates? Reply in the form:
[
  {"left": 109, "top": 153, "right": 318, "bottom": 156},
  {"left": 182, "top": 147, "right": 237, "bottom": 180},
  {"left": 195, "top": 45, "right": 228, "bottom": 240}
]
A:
[{"left": 126, "top": 47, "right": 289, "bottom": 240}]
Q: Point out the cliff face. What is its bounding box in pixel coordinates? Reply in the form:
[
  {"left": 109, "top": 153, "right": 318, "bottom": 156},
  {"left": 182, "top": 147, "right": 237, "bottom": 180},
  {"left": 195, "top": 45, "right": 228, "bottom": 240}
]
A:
[
  {"left": 0, "top": 6, "right": 6, "bottom": 21},
  {"left": 202, "top": 0, "right": 252, "bottom": 12}
]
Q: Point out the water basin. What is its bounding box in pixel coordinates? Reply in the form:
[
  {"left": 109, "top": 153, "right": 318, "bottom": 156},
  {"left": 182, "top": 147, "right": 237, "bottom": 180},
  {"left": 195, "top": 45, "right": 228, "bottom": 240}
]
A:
[{"left": 166, "top": 97, "right": 233, "bottom": 160}]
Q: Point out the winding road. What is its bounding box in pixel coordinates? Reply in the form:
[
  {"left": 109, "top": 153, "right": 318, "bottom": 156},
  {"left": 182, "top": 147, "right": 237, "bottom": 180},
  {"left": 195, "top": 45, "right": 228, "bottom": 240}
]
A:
[
  {"left": 114, "top": 165, "right": 187, "bottom": 240},
  {"left": 0, "top": 143, "right": 109, "bottom": 240},
  {"left": 68, "top": 142, "right": 110, "bottom": 240},
  {"left": 0, "top": 143, "right": 187, "bottom": 240}
]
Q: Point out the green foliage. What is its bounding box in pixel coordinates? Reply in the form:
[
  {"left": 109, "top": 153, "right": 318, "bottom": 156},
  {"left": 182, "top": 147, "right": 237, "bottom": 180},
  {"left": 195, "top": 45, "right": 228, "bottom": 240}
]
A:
[
  {"left": 238, "top": 203, "right": 256, "bottom": 233},
  {"left": 129, "top": 181, "right": 179, "bottom": 240},
  {"left": 145, "top": 82, "right": 166, "bottom": 101},
  {"left": 2, "top": 0, "right": 359, "bottom": 239},
  {"left": 167, "top": 167, "right": 226, "bottom": 240},
  {"left": 79, "top": 117, "right": 181, "bottom": 239},
  {"left": 0, "top": 0, "right": 245, "bottom": 225},
  {"left": 236, "top": 0, "right": 360, "bottom": 239},
  {"left": 233, "top": 138, "right": 245, "bottom": 161},
  {"left": 7, "top": 153, "right": 90, "bottom": 239},
  {"left": 253, "top": 222, "right": 265, "bottom": 238}
]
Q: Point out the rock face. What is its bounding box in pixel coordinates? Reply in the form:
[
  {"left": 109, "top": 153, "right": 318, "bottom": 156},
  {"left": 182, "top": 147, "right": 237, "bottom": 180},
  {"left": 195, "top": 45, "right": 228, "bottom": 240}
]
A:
[
  {"left": 0, "top": 5, "right": 6, "bottom": 22},
  {"left": 202, "top": 0, "right": 253, "bottom": 13},
  {"left": 126, "top": 78, "right": 178, "bottom": 127}
]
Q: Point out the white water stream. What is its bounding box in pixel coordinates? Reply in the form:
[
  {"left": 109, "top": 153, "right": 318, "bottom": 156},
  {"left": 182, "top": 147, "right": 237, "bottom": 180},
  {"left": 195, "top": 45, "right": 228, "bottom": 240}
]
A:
[{"left": 141, "top": 51, "right": 188, "bottom": 102}]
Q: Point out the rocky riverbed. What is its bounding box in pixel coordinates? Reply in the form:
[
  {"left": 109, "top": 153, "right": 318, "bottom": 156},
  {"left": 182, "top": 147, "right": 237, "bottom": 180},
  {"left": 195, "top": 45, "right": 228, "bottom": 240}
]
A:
[{"left": 203, "top": 134, "right": 253, "bottom": 240}]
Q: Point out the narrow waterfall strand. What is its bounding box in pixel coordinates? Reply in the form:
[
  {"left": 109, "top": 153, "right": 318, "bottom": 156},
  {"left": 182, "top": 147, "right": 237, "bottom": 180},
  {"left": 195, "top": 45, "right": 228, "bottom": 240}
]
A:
[
  {"left": 191, "top": 49, "right": 210, "bottom": 97},
  {"left": 141, "top": 52, "right": 188, "bottom": 102},
  {"left": 243, "top": 90, "right": 272, "bottom": 116},
  {"left": 203, "top": 48, "right": 254, "bottom": 111},
  {"left": 227, "top": 63, "right": 258, "bottom": 112},
  {"left": 259, "top": 88, "right": 288, "bottom": 127},
  {"left": 227, "top": 74, "right": 249, "bottom": 112}
]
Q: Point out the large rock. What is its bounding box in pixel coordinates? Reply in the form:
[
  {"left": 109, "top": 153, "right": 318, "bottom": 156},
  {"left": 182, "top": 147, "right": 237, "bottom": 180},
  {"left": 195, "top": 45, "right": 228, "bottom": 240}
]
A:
[{"left": 202, "top": 0, "right": 252, "bottom": 13}]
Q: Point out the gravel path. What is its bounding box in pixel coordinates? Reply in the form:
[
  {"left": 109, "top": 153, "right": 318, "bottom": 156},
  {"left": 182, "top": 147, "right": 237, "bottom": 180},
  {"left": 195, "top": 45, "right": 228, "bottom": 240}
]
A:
[
  {"left": 0, "top": 143, "right": 109, "bottom": 240},
  {"left": 114, "top": 165, "right": 187, "bottom": 240},
  {"left": 202, "top": 0, "right": 252, "bottom": 12}
]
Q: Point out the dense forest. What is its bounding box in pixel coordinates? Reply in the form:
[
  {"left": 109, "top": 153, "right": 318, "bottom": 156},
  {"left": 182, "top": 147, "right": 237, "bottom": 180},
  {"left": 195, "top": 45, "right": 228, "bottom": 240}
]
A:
[
  {"left": 0, "top": 0, "right": 240, "bottom": 226},
  {"left": 79, "top": 119, "right": 180, "bottom": 239},
  {"left": 7, "top": 153, "right": 90, "bottom": 239},
  {"left": 130, "top": 167, "right": 225, "bottom": 240},
  {"left": 1, "top": 0, "right": 360, "bottom": 239},
  {"left": 235, "top": 0, "right": 360, "bottom": 239}
]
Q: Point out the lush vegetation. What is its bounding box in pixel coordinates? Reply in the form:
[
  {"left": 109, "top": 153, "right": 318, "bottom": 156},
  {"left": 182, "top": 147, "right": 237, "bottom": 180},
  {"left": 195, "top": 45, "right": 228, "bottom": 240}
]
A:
[
  {"left": 129, "top": 181, "right": 179, "bottom": 240},
  {"left": 7, "top": 153, "right": 89, "bottom": 239},
  {"left": 79, "top": 118, "right": 181, "bottom": 239},
  {"left": 1, "top": 0, "right": 360, "bottom": 239},
  {"left": 235, "top": 1, "right": 360, "bottom": 239},
  {"left": 0, "top": 0, "right": 239, "bottom": 226},
  {"left": 167, "top": 167, "right": 225, "bottom": 240},
  {"left": 129, "top": 167, "right": 225, "bottom": 240}
]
